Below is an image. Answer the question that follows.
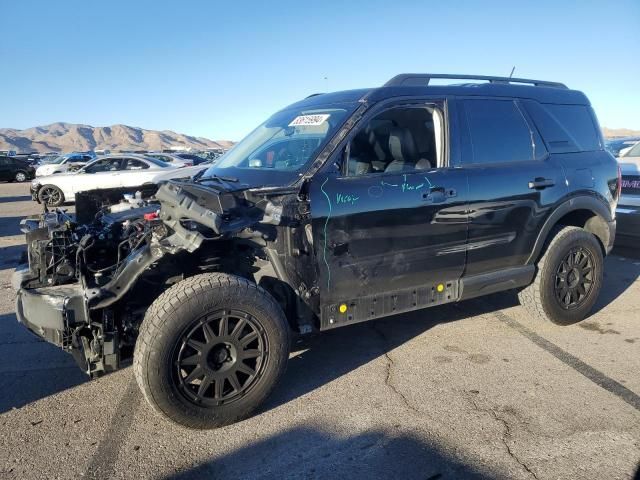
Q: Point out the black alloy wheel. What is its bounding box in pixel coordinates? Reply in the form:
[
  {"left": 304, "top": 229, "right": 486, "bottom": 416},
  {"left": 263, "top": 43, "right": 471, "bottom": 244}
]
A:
[
  {"left": 134, "top": 273, "right": 290, "bottom": 429},
  {"left": 554, "top": 247, "right": 595, "bottom": 310},
  {"left": 173, "top": 309, "right": 268, "bottom": 406}
]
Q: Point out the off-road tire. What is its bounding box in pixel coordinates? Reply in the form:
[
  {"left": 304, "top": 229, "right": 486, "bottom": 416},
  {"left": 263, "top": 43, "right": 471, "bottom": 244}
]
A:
[
  {"left": 518, "top": 226, "right": 603, "bottom": 325},
  {"left": 14, "top": 171, "right": 28, "bottom": 182},
  {"left": 133, "top": 273, "right": 290, "bottom": 429},
  {"left": 37, "top": 185, "right": 64, "bottom": 207}
]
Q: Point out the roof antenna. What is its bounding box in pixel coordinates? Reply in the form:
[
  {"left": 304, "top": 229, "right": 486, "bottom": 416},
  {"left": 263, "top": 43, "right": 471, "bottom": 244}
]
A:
[{"left": 509, "top": 66, "right": 516, "bottom": 79}]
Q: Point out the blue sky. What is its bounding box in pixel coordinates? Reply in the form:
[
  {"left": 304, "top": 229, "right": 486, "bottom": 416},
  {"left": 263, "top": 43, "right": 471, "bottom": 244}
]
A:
[{"left": 1, "top": 0, "right": 638, "bottom": 140}]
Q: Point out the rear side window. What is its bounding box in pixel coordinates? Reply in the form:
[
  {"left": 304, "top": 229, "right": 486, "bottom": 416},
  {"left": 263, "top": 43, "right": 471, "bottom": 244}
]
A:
[
  {"left": 463, "top": 99, "right": 543, "bottom": 165},
  {"left": 523, "top": 101, "right": 601, "bottom": 153},
  {"left": 545, "top": 104, "right": 601, "bottom": 152}
]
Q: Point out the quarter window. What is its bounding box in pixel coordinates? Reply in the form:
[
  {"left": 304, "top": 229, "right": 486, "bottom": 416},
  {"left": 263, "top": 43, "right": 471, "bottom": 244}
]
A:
[
  {"left": 463, "top": 99, "right": 542, "bottom": 165},
  {"left": 125, "top": 159, "right": 149, "bottom": 170}
]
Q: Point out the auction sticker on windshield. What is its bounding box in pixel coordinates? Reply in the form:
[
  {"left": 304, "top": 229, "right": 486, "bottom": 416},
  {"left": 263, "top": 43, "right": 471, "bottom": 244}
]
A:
[{"left": 289, "top": 114, "right": 330, "bottom": 127}]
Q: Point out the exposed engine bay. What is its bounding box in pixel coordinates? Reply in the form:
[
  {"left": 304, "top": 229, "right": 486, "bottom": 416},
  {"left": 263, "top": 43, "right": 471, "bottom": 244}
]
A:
[{"left": 14, "top": 181, "right": 316, "bottom": 376}]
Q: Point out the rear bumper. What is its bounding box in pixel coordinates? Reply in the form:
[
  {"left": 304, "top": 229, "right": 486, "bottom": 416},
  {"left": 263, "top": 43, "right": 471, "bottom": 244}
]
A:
[
  {"left": 616, "top": 205, "right": 640, "bottom": 245},
  {"left": 30, "top": 184, "right": 39, "bottom": 202}
]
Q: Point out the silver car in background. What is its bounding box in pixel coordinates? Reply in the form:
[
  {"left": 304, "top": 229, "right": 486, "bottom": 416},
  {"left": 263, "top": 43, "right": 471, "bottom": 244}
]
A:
[{"left": 616, "top": 141, "right": 640, "bottom": 245}]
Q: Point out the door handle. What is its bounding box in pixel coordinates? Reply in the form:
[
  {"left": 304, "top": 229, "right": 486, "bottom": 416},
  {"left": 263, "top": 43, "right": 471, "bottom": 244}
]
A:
[
  {"left": 422, "top": 186, "right": 456, "bottom": 203},
  {"left": 331, "top": 242, "right": 349, "bottom": 256},
  {"left": 528, "top": 178, "right": 555, "bottom": 189}
]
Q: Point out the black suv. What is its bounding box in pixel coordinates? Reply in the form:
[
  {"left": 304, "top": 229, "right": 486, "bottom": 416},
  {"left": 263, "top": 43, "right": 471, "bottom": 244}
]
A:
[
  {"left": 0, "top": 155, "right": 36, "bottom": 182},
  {"left": 13, "top": 74, "right": 619, "bottom": 428}
]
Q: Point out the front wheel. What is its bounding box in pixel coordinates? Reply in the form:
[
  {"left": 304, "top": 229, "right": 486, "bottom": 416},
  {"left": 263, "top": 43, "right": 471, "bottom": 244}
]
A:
[
  {"left": 37, "top": 185, "right": 64, "bottom": 207},
  {"left": 518, "top": 226, "right": 604, "bottom": 325},
  {"left": 14, "top": 171, "right": 28, "bottom": 182},
  {"left": 134, "top": 273, "right": 290, "bottom": 429}
]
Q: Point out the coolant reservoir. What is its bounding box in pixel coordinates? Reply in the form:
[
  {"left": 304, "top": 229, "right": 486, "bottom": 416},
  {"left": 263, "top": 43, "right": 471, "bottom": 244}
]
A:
[{"left": 109, "top": 201, "right": 134, "bottom": 214}]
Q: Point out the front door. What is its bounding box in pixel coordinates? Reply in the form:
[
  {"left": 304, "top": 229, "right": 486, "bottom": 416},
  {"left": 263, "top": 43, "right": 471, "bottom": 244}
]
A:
[
  {"left": 309, "top": 101, "right": 468, "bottom": 329},
  {"left": 75, "top": 157, "right": 125, "bottom": 192}
]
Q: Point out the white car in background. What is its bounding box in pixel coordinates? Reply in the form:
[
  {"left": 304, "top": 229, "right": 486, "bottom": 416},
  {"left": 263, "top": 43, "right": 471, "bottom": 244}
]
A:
[
  {"left": 31, "top": 154, "right": 179, "bottom": 206},
  {"left": 35, "top": 153, "right": 95, "bottom": 177},
  {"left": 616, "top": 140, "right": 640, "bottom": 245}
]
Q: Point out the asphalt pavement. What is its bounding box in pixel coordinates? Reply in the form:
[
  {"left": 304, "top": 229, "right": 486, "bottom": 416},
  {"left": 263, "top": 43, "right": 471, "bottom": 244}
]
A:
[{"left": 0, "top": 181, "right": 638, "bottom": 480}]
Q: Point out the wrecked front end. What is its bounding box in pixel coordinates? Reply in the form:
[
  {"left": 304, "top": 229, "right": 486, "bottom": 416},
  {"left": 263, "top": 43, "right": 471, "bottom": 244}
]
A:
[{"left": 13, "top": 180, "right": 314, "bottom": 377}]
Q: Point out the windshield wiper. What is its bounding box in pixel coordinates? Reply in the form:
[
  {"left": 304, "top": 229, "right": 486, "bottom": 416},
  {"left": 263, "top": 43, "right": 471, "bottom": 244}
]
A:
[{"left": 194, "top": 174, "right": 239, "bottom": 183}]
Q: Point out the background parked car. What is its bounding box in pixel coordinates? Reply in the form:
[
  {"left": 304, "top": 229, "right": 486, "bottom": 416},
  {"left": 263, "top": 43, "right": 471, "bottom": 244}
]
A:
[
  {"left": 31, "top": 154, "right": 178, "bottom": 206},
  {"left": 606, "top": 136, "right": 640, "bottom": 157},
  {"left": 0, "top": 155, "right": 36, "bottom": 182},
  {"left": 35, "top": 152, "right": 96, "bottom": 176},
  {"left": 146, "top": 152, "right": 193, "bottom": 167},
  {"left": 616, "top": 140, "right": 640, "bottom": 245},
  {"left": 174, "top": 152, "right": 208, "bottom": 165}
]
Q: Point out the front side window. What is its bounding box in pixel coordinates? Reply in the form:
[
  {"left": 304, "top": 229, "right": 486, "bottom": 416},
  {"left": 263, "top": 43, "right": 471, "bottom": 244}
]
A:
[
  {"left": 344, "top": 105, "right": 443, "bottom": 176},
  {"left": 202, "top": 104, "right": 357, "bottom": 187},
  {"left": 463, "top": 99, "right": 543, "bottom": 165},
  {"left": 84, "top": 158, "right": 124, "bottom": 173}
]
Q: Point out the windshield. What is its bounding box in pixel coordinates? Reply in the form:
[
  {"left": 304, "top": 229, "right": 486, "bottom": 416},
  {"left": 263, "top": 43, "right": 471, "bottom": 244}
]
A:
[
  {"left": 44, "top": 155, "right": 67, "bottom": 164},
  {"left": 143, "top": 156, "right": 171, "bottom": 168},
  {"left": 148, "top": 154, "right": 172, "bottom": 162},
  {"left": 201, "top": 104, "right": 356, "bottom": 187}
]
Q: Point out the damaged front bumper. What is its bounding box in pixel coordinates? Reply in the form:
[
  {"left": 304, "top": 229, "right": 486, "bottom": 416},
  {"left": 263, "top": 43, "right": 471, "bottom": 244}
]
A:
[
  {"left": 12, "top": 265, "right": 118, "bottom": 375},
  {"left": 14, "top": 270, "right": 87, "bottom": 346}
]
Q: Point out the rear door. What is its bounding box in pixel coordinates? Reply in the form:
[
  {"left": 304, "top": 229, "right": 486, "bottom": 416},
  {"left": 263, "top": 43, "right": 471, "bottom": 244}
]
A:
[
  {"left": 120, "top": 158, "right": 153, "bottom": 187},
  {"left": 458, "top": 98, "right": 567, "bottom": 276},
  {"left": 308, "top": 99, "right": 469, "bottom": 329}
]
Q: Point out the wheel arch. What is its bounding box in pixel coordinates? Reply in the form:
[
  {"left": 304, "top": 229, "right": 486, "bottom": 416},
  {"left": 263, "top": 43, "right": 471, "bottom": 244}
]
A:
[{"left": 527, "top": 196, "right": 613, "bottom": 264}]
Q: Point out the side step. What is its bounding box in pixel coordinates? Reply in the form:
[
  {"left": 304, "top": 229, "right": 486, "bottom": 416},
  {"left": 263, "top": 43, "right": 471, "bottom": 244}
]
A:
[{"left": 320, "top": 265, "right": 535, "bottom": 330}]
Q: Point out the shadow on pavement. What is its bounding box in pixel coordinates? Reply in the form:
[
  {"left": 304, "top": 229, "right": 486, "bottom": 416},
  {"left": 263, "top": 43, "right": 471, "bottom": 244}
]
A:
[
  {"left": 163, "top": 426, "right": 496, "bottom": 480},
  {"left": 0, "top": 194, "right": 32, "bottom": 204},
  {"left": 0, "top": 313, "right": 87, "bottom": 413},
  {"left": 0, "top": 215, "right": 24, "bottom": 237},
  {"left": 591, "top": 251, "right": 640, "bottom": 315},
  {"left": 262, "top": 299, "right": 507, "bottom": 416},
  {"left": 0, "top": 244, "right": 26, "bottom": 269}
]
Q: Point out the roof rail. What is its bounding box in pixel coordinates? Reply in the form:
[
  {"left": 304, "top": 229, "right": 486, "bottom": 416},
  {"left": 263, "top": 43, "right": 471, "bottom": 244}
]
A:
[{"left": 384, "top": 73, "right": 568, "bottom": 89}]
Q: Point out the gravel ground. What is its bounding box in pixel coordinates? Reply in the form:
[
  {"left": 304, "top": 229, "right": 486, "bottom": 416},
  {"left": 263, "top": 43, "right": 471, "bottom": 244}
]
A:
[{"left": 0, "top": 181, "right": 638, "bottom": 480}]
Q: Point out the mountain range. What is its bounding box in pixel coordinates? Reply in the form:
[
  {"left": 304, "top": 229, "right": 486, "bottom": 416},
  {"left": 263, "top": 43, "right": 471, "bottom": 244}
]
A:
[
  {"left": 601, "top": 127, "right": 640, "bottom": 139},
  {"left": 0, "top": 122, "right": 637, "bottom": 154},
  {"left": 0, "top": 123, "right": 234, "bottom": 153}
]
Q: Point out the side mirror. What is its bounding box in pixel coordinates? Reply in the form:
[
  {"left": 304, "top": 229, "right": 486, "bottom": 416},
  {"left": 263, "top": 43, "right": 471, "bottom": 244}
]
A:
[{"left": 249, "top": 158, "right": 263, "bottom": 168}]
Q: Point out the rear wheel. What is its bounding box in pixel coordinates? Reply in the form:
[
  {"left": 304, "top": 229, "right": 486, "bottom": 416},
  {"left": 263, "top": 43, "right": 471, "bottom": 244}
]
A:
[
  {"left": 14, "top": 171, "right": 27, "bottom": 182},
  {"left": 518, "top": 226, "right": 603, "bottom": 325},
  {"left": 37, "top": 185, "right": 64, "bottom": 207},
  {"left": 134, "top": 273, "right": 290, "bottom": 429}
]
